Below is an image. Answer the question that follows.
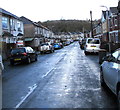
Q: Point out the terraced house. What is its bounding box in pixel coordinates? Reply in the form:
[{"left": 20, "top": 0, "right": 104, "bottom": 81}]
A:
[
  {"left": 0, "top": 8, "right": 24, "bottom": 60},
  {"left": 92, "top": 6, "right": 120, "bottom": 52},
  {"left": 20, "top": 16, "right": 54, "bottom": 51}
]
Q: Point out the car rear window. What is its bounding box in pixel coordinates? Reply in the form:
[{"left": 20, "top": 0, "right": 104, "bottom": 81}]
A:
[
  {"left": 11, "top": 48, "right": 25, "bottom": 54},
  {"left": 88, "top": 39, "right": 100, "bottom": 44},
  {"left": 41, "top": 43, "right": 49, "bottom": 46}
]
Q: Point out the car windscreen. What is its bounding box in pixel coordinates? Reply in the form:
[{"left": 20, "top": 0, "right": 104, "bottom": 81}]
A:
[
  {"left": 41, "top": 43, "right": 49, "bottom": 46},
  {"left": 88, "top": 39, "right": 100, "bottom": 44},
  {"left": 11, "top": 48, "right": 26, "bottom": 54}
]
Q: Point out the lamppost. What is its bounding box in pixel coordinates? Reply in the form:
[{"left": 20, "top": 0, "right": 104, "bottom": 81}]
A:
[
  {"left": 101, "top": 5, "right": 111, "bottom": 53},
  {"left": 90, "top": 11, "right": 93, "bottom": 38},
  {"left": 117, "top": 1, "right": 120, "bottom": 46}
]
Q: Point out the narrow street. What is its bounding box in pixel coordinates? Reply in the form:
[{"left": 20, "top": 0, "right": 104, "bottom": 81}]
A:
[{"left": 2, "top": 42, "right": 117, "bottom": 108}]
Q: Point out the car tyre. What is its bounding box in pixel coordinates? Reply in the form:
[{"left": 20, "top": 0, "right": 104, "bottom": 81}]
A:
[
  {"left": 50, "top": 49, "right": 53, "bottom": 53},
  {"left": 100, "top": 68, "right": 106, "bottom": 87},
  {"left": 117, "top": 91, "right": 120, "bottom": 109},
  {"left": 84, "top": 51, "right": 88, "bottom": 55},
  {"left": 10, "top": 60, "right": 14, "bottom": 65},
  {"left": 35, "top": 56, "right": 37, "bottom": 61},
  {"left": 41, "top": 51, "right": 43, "bottom": 54},
  {"left": 27, "top": 57, "right": 31, "bottom": 64}
]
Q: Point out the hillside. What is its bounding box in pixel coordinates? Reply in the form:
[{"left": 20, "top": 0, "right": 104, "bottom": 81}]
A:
[{"left": 40, "top": 20, "right": 92, "bottom": 34}]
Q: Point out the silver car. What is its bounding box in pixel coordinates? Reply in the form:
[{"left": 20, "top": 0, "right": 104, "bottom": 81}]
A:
[{"left": 100, "top": 48, "right": 120, "bottom": 107}]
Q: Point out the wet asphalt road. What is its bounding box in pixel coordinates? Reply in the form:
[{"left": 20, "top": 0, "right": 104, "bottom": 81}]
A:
[{"left": 2, "top": 42, "right": 117, "bottom": 109}]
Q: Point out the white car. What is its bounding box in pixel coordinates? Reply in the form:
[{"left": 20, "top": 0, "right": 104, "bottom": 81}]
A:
[
  {"left": 100, "top": 48, "right": 120, "bottom": 107},
  {"left": 39, "top": 42, "right": 54, "bottom": 54},
  {"left": 84, "top": 38, "right": 100, "bottom": 55}
]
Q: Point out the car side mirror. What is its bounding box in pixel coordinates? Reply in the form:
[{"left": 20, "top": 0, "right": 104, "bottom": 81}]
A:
[{"left": 102, "top": 54, "right": 116, "bottom": 62}]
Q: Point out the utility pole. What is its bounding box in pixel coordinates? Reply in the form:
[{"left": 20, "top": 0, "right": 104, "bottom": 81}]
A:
[{"left": 90, "top": 11, "right": 93, "bottom": 38}]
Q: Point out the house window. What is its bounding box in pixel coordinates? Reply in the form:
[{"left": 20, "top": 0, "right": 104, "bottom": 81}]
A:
[
  {"left": 110, "top": 19, "right": 112, "bottom": 28},
  {"left": 2, "top": 17, "right": 8, "bottom": 29},
  {"left": 10, "top": 19, "right": 15, "bottom": 30},
  {"left": 115, "top": 32, "right": 118, "bottom": 43},
  {"left": 17, "top": 21, "right": 22, "bottom": 31},
  {"left": 114, "top": 17, "right": 118, "bottom": 26},
  {"left": 110, "top": 33, "right": 116, "bottom": 43},
  {"left": 35, "top": 27, "right": 37, "bottom": 34}
]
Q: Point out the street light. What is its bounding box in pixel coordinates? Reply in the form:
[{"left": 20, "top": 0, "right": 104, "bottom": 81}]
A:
[
  {"left": 90, "top": 11, "right": 93, "bottom": 38},
  {"left": 118, "top": 0, "right": 120, "bottom": 44},
  {"left": 100, "top": 5, "right": 111, "bottom": 53}
]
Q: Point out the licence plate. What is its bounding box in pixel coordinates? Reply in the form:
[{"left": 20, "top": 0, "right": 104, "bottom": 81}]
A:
[
  {"left": 14, "top": 58, "right": 21, "bottom": 61},
  {"left": 91, "top": 45, "right": 96, "bottom": 47}
]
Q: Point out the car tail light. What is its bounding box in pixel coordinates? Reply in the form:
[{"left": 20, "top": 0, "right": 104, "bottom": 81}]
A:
[{"left": 22, "top": 53, "right": 27, "bottom": 56}]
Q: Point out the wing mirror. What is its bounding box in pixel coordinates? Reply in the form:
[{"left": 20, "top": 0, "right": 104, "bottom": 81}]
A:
[{"left": 102, "top": 54, "right": 115, "bottom": 62}]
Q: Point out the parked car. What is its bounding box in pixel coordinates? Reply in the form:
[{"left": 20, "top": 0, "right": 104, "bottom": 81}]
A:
[
  {"left": 54, "top": 43, "right": 62, "bottom": 49},
  {"left": 10, "top": 47, "right": 38, "bottom": 65},
  {"left": 65, "top": 41, "right": 71, "bottom": 45},
  {"left": 39, "top": 42, "right": 54, "bottom": 54},
  {"left": 84, "top": 38, "right": 100, "bottom": 55},
  {"left": 100, "top": 48, "right": 120, "bottom": 107},
  {"left": 59, "top": 42, "right": 64, "bottom": 48}
]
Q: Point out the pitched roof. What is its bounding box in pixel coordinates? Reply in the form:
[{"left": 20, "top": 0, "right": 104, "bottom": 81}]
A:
[
  {"left": 0, "top": 8, "right": 21, "bottom": 20},
  {"left": 102, "top": 11, "right": 107, "bottom": 19},
  {"left": 20, "top": 16, "right": 34, "bottom": 24},
  {"left": 110, "top": 7, "right": 118, "bottom": 15},
  {"left": 102, "top": 10, "right": 110, "bottom": 19},
  {"left": 20, "top": 16, "right": 50, "bottom": 30}
]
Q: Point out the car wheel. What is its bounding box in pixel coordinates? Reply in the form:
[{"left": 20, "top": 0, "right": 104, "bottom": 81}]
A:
[
  {"left": 10, "top": 60, "right": 14, "bottom": 65},
  {"left": 117, "top": 91, "right": 120, "bottom": 109},
  {"left": 41, "top": 51, "right": 43, "bottom": 54},
  {"left": 100, "top": 68, "right": 106, "bottom": 87},
  {"left": 84, "top": 51, "right": 88, "bottom": 55},
  {"left": 35, "top": 56, "right": 37, "bottom": 61},
  {"left": 50, "top": 49, "right": 53, "bottom": 53},
  {"left": 27, "top": 57, "right": 31, "bottom": 64}
]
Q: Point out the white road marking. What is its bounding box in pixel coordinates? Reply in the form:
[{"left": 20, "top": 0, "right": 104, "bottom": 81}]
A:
[
  {"left": 15, "top": 84, "right": 37, "bottom": 108},
  {"left": 15, "top": 55, "right": 63, "bottom": 108},
  {"left": 42, "top": 67, "right": 56, "bottom": 78}
]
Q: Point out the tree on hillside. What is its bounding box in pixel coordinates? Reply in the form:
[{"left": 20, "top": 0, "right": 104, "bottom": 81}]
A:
[{"left": 39, "top": 19, "right": 93, "bottom": 34}]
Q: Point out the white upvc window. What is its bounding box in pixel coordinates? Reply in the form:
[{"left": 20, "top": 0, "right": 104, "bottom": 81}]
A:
[
  {"left": 35, "top": 27, "right": 37, "bottom": 34},
  {"left": 2, "top": 17, "right": 8, "bottom": 29},
  {"left": 114, "top": 17, "right": 118, "bottom": 26},
  {"left": 10, "top": 19, "right": 16, "bottom": 30},
  {"left": 17, "top": 21, "right": 22, "bottom": 32}
]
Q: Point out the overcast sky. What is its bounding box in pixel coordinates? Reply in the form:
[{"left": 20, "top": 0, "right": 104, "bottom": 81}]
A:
[{"left": 0, "top": 0, "right": 118, "bottom": 22}]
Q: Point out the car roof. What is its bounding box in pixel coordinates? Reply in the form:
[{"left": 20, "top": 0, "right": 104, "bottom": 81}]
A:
[
  {"left": 86, "top": 38, "right": 100, "bottom": 40},
  {"left": 12, "top": 47, "right": 32, "bottom": 50}
]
